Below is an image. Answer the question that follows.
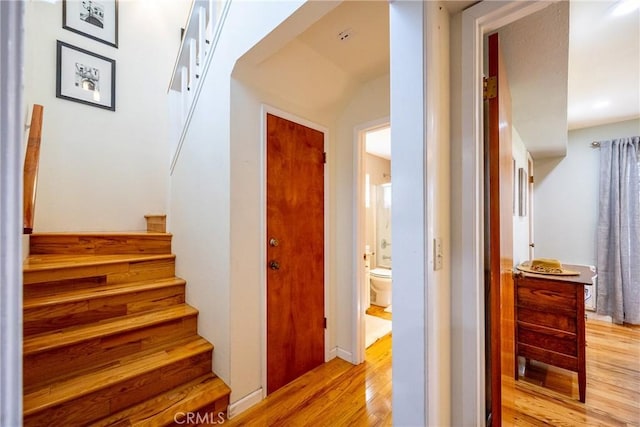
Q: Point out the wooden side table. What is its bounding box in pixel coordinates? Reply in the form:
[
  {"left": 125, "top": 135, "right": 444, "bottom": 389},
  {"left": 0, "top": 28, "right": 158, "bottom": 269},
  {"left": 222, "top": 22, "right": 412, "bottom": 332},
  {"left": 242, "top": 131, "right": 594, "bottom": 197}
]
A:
[{"left": 514, "top": 264, "right": 595, "bottom": 402}]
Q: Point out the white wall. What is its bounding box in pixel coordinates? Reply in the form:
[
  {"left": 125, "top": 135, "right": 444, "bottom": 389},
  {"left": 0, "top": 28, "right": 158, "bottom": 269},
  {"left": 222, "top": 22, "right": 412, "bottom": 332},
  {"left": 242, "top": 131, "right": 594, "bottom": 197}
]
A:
[
  {"left": 227, "top": 79, "right": 336, "bottom": 404},
  {"left": 512, "top": 127, "right": 530, "bottom": 265},
  {"left": 534, "top": 118, "right": 640, "bottom": 266},
  {"left": 168, "top": 0, "right": 353, "bottom": 408},
  {"left": 23, "top": 0, "right": 189, "bottom": 231},
  {"left": 1, "top": 2, "right": 25, "bottom": 423},
  {"left": 426, "top": 4, "right": 451, "bottom": 425},
  {"left": 391, "top": 2, "right": 451, "bottom": 425},
  {"left": 172, "top": 0, "right": 393, "bottom": 410},
  {"left": 226, "top": 72, "right": 391, "bottom": 406}
]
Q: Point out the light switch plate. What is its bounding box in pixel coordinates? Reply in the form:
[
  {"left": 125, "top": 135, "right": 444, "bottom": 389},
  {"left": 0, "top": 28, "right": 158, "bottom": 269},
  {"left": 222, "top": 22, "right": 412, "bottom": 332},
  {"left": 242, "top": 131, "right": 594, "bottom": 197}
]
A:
[{"left": 434, "top": 237, "right": 443, "bottom": 271}]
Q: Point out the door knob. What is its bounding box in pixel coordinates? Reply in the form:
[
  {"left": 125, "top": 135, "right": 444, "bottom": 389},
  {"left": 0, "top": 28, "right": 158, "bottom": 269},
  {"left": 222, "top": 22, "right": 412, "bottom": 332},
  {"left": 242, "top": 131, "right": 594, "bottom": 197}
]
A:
[
  {"left": 269, "top": 238, "right": 279, "bottom": 247},
  {"left": 269, "top": 260, "right": 280, "bottom": 270}
]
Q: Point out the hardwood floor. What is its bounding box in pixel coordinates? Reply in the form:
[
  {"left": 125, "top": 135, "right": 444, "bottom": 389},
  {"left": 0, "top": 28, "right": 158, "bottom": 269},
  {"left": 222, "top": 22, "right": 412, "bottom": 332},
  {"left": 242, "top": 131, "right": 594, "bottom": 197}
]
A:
[
  {"left": 227, "top": 318, "right": 638, "bottom": 427},
  {"left": 366, "top": 304, "right": 392, "bottom": 321},
  {"left": 226, "top": 334, "right": 392, "bottom": 426},
  {"left": 506, "top": 319, "right": 640, "bottom": 426}
]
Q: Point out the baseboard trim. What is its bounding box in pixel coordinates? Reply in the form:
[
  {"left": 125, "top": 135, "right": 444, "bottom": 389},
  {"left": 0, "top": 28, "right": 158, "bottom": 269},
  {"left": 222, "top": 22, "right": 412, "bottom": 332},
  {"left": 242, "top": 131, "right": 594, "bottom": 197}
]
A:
[
  {"left": 587, "top": 312, "right": 612, "bottom": 323},
  {"left": 228, "top": 388, "right": 263, "bottom": 419},
  {"left": 336, "top": 347, "right": 353, "bottom": 363},
  {"left": 327, "top": 346, "right": 337, "bottom": 361}
]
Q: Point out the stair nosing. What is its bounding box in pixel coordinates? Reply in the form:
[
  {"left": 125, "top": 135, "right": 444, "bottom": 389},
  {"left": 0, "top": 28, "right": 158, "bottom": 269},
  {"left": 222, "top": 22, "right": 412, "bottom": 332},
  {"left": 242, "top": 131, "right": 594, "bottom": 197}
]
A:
[
  {"left": 23, "top": 253, "right": 176, "bottom": 273},
  {"left": 22, "top": 231, "right": 227, "bottom": 423},
  {"left": 24, "top": 304, "right": 199, "bottom": 355},
  {"left": 30, "top": 231, "right": 173, "bottom": 237},
  {"left": 23, "top": 277, "right": 187, "bottom": 309},
  {"left": 23, "top": 337, "right": 213, "bottom": 416}
]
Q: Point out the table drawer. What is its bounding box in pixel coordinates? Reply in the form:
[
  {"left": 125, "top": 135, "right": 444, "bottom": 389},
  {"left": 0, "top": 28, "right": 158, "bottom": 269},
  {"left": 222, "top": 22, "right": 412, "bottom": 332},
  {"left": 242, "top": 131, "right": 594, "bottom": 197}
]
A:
[
  {"left": 517, "top": 321, "right": 577, "bottom": 356},
  {"left": 517, "top": 342, "right": 579, "bottom": 372},
  {"left": 517, "top": 307, "right": 576, "bottom": 333},
  {"left": 516, "top": 277, "right": 576, "bottom": 314}
]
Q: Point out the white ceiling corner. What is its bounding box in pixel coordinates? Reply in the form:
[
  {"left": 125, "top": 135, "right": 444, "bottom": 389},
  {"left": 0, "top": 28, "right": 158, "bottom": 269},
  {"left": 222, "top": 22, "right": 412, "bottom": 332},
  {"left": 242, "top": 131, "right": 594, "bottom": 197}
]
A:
[
  {"left": 499, "top": 2, "right": 570, "bottom": 158},
  {"left": 500, "top": 0, "right": 640, "bottom": 159},
  {"left": 567, "top": 0, "right": 640, "bottom": 131},
  {"left": 236, "top": 0, "right": 639, "bottom": 160}
]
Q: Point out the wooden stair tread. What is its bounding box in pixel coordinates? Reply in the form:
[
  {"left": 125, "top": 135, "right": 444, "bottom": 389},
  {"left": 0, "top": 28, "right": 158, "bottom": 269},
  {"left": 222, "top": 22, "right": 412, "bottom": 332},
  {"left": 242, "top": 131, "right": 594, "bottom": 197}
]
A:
[
  {"left": 30, "top": 233, "right": 173, "bottom": 255},
  {"left": 31, "top": 232, "right": 172, "bottom": 236},
  {"left": 23, "top": 227, "right": 230, "bottom": 423},
  {"left": 23, "top": 277, "right": 186, "bottom": 309},
  {"left": 24, "top": 254, "right": 175, "bottom": 272},
  {"left": 24, "top": 304, "right": 198, "bottom": 355},
  {"left": 23, "top": 337, "right": 213, "bottom": 416},
  {"left": 93, "top": 374, "right": 231, "bottom": 426},
  {"left": 31, "top": 234, "right": 172, "bottom": 237}
]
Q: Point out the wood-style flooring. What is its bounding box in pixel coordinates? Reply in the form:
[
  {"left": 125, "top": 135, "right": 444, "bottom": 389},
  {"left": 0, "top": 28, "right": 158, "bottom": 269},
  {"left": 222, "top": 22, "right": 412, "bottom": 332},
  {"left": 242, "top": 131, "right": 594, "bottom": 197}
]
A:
[
  {"left": 226, "top": 334, "right": 392, "bottom": 426},
  {"left": 507, "top": 319, "right": 640, "bottom": 426},
  {"left": 226, "top": 319, "right": 638, "bottom": 426},
  {"left": 366, "top": 304, "right": 393, "bottom": 321}
]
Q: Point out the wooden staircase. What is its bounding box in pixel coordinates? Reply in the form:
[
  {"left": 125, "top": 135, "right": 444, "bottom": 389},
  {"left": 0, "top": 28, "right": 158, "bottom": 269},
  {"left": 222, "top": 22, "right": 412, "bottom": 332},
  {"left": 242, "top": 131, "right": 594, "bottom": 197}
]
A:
[{"left": 23, "top": 232, "right": 230, "bottom": 426}]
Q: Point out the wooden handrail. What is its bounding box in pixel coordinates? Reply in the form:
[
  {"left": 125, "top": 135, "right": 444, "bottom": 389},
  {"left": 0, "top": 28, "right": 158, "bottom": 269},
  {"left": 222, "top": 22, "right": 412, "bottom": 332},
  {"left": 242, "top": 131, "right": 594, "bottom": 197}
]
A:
[{"left": 23, "top": 104, "right": 43, "bottom": 234}]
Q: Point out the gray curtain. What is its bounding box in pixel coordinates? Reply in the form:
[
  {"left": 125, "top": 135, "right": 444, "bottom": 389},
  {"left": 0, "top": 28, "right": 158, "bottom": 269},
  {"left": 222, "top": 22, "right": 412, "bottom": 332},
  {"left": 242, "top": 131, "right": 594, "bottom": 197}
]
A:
[{"left": 596, "top": 136, "right": 640, "bottom": 324}]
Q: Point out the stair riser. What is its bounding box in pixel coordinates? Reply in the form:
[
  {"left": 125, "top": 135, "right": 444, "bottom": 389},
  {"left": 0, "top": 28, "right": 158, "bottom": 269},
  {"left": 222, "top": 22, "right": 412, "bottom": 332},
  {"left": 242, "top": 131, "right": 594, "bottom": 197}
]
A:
[
  {"left": 24, "top": 315, "right": 198, "bottom": 390},
  {"left": 30, "top": 234, "right": 172, "bottom": 255},
  {"left": 24, "top": 257, "right": 176, "bottom": 285},
  {"left": 24, "top": 284, "right": 186, "bottom": 336},
  {"left": 24, "top": 276, "right": 106, "bottom": 300},
  {"left": 22, "top": 231, "right": 230, "bottom": 425},
  {"left": 23, "top": 350, "right": 212, "bottom": 427},
  {"left": 91, "top": 374, "right": 230, "bottom": 426},
  {"left": 108, "top": 257, "right": 176, "bottom": 285}
]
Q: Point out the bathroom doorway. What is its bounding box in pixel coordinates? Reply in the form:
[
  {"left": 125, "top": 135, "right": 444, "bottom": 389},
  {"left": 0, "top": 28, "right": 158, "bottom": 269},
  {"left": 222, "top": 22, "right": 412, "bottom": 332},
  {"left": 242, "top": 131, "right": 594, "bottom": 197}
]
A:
[{"left": 357, "top": 123, "right": 392, "bottom": 360}]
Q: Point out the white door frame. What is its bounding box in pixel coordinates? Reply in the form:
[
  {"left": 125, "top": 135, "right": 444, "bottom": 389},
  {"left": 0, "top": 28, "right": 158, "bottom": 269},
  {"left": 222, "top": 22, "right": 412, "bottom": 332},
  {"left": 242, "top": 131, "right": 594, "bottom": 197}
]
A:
[
  {"left": 352, "top": 117, "right": 390, "bottom": 365},
  {"left": 259, "top": 105, "right": 331, "bottom": 397},
  {"left": 0, "top": 2, "right": 25, "bottom": 425},
  {"left": 454, "top": 1, "right": 552, "bottom": 424},
  {"left": 527, "top": 152, "right": 535, "bottom": 260}
]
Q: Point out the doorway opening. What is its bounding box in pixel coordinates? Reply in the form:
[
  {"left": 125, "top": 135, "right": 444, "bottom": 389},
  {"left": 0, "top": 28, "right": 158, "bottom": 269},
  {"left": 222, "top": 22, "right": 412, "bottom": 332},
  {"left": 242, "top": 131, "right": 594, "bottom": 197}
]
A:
[{"left": 355, "top": 120, "right": 392, "bottom": 363}]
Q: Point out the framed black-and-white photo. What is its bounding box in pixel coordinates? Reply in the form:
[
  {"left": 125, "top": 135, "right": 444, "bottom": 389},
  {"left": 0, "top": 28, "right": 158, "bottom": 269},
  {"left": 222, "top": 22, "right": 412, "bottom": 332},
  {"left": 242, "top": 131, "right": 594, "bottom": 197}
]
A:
[
  {"left": 513, "top": 157, "right": 517, "bottom": 215},
  {"left": 56, "top": 41, "right": 116, "bottom": 111},
  {"left": 518, "top": 167, "right": 527, "bottom": 217},
  {"left": 63, "top": 0, "right": 118, "bottom": 48}
]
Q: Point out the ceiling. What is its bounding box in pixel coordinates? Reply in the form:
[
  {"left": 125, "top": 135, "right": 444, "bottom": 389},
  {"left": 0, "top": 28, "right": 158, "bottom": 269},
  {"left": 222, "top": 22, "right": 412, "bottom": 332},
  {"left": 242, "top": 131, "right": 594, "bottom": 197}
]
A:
[
  {"left": 498, "top": 2, "right": 571, "bottom": 158},
  {"left": 297, "top": 0, "right": 389, "bottom": 85},
  {"left": 365, "top": 127, "right": 391, "bottom": 160},
  {"left": 566, "top": 0, "right": 640, "bottom": 131},
  {"left": 237, "top": 1, "right": 640, "bottom": 160}
]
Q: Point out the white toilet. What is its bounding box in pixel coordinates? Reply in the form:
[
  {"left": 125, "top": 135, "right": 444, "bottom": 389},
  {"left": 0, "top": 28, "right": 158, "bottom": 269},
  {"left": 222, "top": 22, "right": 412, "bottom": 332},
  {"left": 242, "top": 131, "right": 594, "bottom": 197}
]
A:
[{"left": 370, "top": 267, "right": 392, "bottom": 307}]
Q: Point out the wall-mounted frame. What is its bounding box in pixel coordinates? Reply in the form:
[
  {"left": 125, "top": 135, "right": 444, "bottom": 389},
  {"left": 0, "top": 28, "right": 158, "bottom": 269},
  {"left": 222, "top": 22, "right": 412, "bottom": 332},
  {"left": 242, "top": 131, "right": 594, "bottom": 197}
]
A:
[
  {"left": 518, "top": 167, "right": 527, "bottom": 216},
  {"left": 56, "top": 41, "right": 116, "bottom": 111},
  {"left": 513, "top": 157, "right": 517, "bottom": 215},
  {"left": 63, "top": 0, "right": 118, "bottom": 48}
]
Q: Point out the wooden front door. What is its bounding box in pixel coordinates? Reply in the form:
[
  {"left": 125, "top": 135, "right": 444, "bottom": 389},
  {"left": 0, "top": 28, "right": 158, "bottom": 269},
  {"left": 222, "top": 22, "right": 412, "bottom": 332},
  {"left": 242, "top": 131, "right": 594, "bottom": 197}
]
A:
[
  {"left": 485, "top": 32, "right": 516, "bottom": 426},
  {"left": 266, "top": 113, "right": 325, "bottom": 394}
]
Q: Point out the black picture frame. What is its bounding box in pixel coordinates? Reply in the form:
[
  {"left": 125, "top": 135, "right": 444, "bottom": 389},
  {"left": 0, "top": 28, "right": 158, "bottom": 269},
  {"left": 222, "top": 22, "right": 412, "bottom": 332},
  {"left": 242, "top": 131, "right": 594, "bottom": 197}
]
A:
[
  {"left": 518, "top": 167, "right": 527, "bottom": 217},
  {"left": 63, "top": 0, "right": 118, "bottom": 48},
  {"left": 56, "top": 41, "right": 116, "bottom": 111}
]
